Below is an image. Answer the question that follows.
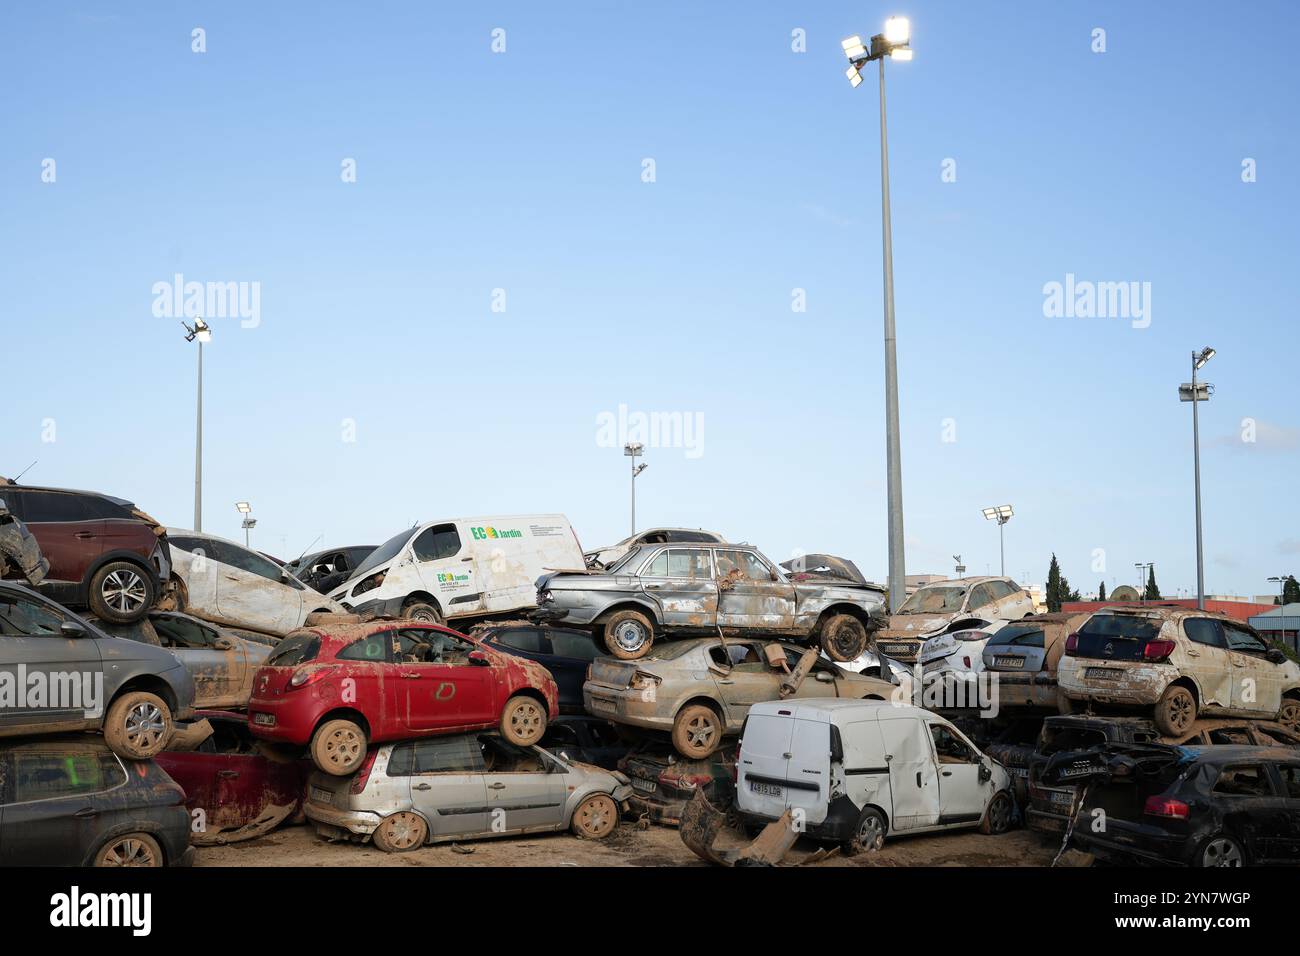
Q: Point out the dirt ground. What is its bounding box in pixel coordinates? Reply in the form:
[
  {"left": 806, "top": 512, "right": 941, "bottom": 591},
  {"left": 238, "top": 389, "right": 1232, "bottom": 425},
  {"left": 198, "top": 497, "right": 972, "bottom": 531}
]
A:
[{"left": 196, "top": 819, "right": 1067, "bottom": 867}]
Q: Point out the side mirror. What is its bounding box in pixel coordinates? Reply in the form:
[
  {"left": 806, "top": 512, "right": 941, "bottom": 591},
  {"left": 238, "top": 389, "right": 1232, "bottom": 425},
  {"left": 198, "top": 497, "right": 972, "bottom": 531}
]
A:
[
  {"left": 1267, "top": 648, "right": 1287, "bottom": 665},
  {"left": 60, "top": 620, "right": 88, "bottom": 639},
  {"left": 467, "top": 650, "right": 490, "bottom": 667},
  {"left": 815, "top": 671, "right": 835, "bottom": 683},
  {"left": 213, "top": 637, "right": 236, "bottom": 651},
  {"left": 978, "top": 762, "right": 992, "bottom": 784}
]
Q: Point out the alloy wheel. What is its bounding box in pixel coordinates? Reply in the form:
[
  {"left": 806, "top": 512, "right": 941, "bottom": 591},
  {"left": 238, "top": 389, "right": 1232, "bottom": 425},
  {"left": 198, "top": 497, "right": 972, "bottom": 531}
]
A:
[{"left": 102, "top": 568, "right": 147, "bottom": 614}]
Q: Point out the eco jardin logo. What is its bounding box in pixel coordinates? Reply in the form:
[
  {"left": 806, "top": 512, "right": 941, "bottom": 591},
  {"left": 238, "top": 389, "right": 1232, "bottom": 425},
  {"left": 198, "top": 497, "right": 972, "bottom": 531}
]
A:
[
  {"left": 437, "top": 572, "right": 471, "bottom": 584},
  {"left": 471, "top": 526, "right": 522, "bottom": 540}
]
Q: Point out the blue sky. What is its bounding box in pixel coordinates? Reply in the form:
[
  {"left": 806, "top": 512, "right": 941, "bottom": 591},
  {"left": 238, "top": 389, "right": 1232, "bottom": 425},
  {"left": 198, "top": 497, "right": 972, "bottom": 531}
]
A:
[{"left": 2, "top": 1, "right": 1297, "bottom": 599}]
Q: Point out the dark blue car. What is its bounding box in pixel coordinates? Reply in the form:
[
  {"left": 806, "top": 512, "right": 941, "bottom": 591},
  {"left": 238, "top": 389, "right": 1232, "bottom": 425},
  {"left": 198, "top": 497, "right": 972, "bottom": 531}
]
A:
[{"left": 475, "top": 623, "right": 606, "bottom": 714}]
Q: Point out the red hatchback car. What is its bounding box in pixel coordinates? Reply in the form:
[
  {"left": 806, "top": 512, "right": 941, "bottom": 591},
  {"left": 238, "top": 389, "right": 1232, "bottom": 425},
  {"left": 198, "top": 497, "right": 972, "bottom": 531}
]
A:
[{"left": 247, "top": 621, "right": 559, "bottom": 775}]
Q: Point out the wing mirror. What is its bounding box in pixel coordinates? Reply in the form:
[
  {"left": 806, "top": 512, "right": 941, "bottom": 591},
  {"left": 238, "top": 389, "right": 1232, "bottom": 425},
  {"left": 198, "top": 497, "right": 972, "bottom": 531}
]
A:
[
  {"left": 213, "top": 637, "right": 236, "bottom": 651},
  {"left": 60, "top": 620, "right": 88, "bottom": 639},
  {"left": 815, "top": 671, "right": 835, "bottom": 683},
  {"left": 1267, "top": 648, "right": 1287, "bottom": 665},
  {"left": 978, "top": 762, "right": 992, "bottom": 784},
  {"left": 467, "top": 650, "right": 490, "bottom": 667}
]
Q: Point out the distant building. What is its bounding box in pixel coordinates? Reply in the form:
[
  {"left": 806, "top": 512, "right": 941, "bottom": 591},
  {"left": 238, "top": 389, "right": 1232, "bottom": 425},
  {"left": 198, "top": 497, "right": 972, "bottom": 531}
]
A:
[
  {"left": 904, "top": 574, "right": 948, "bottom": 595},
  {"left": 1060, "top": 598, "right": 1276, "bottom": 623},
  {"left": 1249, "top": 604, "right": 1300, "bottom": 652}
]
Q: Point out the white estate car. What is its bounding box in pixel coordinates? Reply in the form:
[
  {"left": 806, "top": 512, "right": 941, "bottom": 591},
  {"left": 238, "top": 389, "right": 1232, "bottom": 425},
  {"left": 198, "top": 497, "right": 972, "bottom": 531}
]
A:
[{"left": 168, "top": 529, "right": 345, "bottom": 639}]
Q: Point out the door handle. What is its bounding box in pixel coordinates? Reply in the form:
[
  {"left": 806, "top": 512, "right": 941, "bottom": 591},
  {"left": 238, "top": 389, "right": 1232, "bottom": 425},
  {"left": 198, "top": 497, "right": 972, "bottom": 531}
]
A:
[
  {"left": 74, "top": 531, "right": 97, "bottom": 539},
  {"left": 718, "top": 679, "right": 734, "bottom": 685},
  {"left": 1187, "top": 650, "right": 1200, "bottom": 657},
  {"left": 916, "top": 772, "right": 922, "bottom": 787},
  {"left": 400, "top": 672, "right": 421, "bottom": 679},
  {"left": 941, "top": 770, "right": 952, "bottom": 777},
  {"left": 645, "top": 584, "right": 663, "bottom": 590},
  {"left": 489, "top": 782, "right": 506, "bottom": 790},
  {"left": 782, "top": 752, "right": 793, "bottom": 759},
  {"left": 217, "top": 770, "right": 240, "bottom": 779},
  {"left": 74, "top": 807, "right": 98, "bottom": 818},
  {"left": 414, "top": 783, "right": 431, "bottom": 791}
]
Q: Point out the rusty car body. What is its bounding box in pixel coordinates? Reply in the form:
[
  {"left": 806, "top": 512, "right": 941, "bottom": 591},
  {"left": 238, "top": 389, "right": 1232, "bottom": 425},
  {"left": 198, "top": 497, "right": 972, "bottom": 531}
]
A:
[
  {"left": 584, "top": 527, "right": 726, "bottom": 570},
  {"left": 620, "top": 739, "right": 737, "bottom": 825},
  {"left": 873, "top": 576, "right": 1034, "bottom": 665},
  {"left": 1057, "top": 606, "right": 1300, "bottom": 735},
  {"left": 583, "top": 636, "right": 895, "bottom": 759},
  {"left": 0, "top": 496, "right": 48, "bottom": 587},
  {"left": 537, "top": 543, "right": 887, "bottom": 662}
]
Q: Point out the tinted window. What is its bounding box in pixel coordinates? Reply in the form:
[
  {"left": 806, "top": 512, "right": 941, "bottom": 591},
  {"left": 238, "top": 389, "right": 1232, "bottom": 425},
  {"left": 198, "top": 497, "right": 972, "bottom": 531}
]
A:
[
  {"left": 210, "top": 541, "right": 283, "bottom": 582},
  {"left": 1078, "top": 614, "right": 1161, "bottom": 640},
  {"left": 988, "top": 624, "right": 1045, "bottom": 648},
  {"left": 493, "top": 628, "right": 545, "bottom": 654},
  {"left": 153, "top": 616, "right": 218, "bottom": 648},
  {"left": 1278, "top": 766, "right": 1300, "bottom": 799},
  {"left": 412, "top": 524, "right": 461, "bottom": 562},
  {"left": 338, "top": 632, "right": 391, "bottom": 662},
  {"left": 1184, "top": 618, "right": 1225, "bottom": 648},
  {"left": 266, "top": 633, "right": 320, "bottom": 666},
  {"left": 967, "top": 584, "right": 994, "bottom": 608},
  {"left": 0, "top": 592, "right": 67, "bottom": 636},
  {"left": 13, "top": 752, "right": 125, "bottom": 802},
  {"left": 549, "top": 630, "right": 603, "bottom": 661},
  {"left": 1213, "top": 765, "right": 1271, "bottom": 797},
  {"left": 14, "top": 491, "right": 96, "bottom": 523},
  {"left": 388, "top": 736, "right": 486, "bottom": 775}
]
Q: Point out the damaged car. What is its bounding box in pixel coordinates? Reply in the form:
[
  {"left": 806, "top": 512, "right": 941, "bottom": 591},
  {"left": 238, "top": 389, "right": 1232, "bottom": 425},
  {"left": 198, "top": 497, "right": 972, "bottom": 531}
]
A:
[
  {"left": 247, "top": 621, "right": 559, "bottom": 775},
  {"left": 1057, "top": 606, "right": 1300, "bottom": 735},
  {"left": 873, "top": 576, "right": 1034, "bottom": 665},
  {"left": 284, "top": 545, "right": 376, "bottom": 595},
  {"left": 585, "top": 527, "right": 725, "bottom": 570},
  {"left": 584, "top": 637, "right": 895, "bottom": 759},
  {"left": 981, "top": 611, "right": 1095, "bottom": 712},
  {"left": 473, "top": 620, "right": 607, "bottom": 713},
  {"left": 0, "top": 496, "right": 49, "bottom": 587},
  {"left": 620, "top": 739, "right": 737, "bottom": 825},
  {"left": 304, "top": 731, "right": 633, "bottom": 850},
  {"left": 538, "top": 543, "right": 887, "bottom": 661}
]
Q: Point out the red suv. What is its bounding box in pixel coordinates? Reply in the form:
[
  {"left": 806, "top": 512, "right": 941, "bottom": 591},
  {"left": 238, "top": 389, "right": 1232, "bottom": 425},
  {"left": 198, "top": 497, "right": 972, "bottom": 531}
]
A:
[
  {"left": 0, "top": 480, "right": 171, "bottom": 624},
  {"left": 247, "top": 621, "right": 559, "bottom": 775}
]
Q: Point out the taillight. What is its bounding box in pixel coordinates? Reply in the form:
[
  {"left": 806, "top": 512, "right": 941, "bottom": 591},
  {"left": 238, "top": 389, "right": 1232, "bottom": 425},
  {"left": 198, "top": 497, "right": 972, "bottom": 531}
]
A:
[
  {"left": 962, "top": 656, "right": 972, "bottom": 668},
  {"left": 350, "top": 750, "right": 378, "bottom": 794},
  {"left": 289, "top": 664, "right": 337, "bottom": 689},
  {"left": 1142, "top": 639, "right": 1177, "bottom": 662},
  {"left": 1143, "top": 795, "right": 1189, "bottom": 819},
  {"left": 1064, "top": 633, "right": 1079, "bottom": 656}
]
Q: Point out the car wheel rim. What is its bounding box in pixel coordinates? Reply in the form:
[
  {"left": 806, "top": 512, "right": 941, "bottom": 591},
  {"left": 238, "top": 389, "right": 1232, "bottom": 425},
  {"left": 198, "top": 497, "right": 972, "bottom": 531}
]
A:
[
  {"left": 510, "top": 701, "right": 542, "bottom": 740},
  {"left": 1203, "top": 838, "right": 1242, "bottom": 867},
  {"left": 1170, "top": 693, "right": 1193, "bottom": 730},
  {"left": 103, "top": 569, "right": 147, "bottom": 614},
  {"left": 412, "top": 608, "right": 436, "bottom": 622},
  {"left": 1281, "top": 703, "right": 1300, "bottom": 730},
  {"left": 383, "top": 814, "right": 422, "bottom": 849},
  {"left": 102, "top": 838, "right": 156, "bottom": 866},
  {"left": 325, "top": 729, "right": 361, "bottom": 767},
  {"left": 829, "top": 622, "right": 860, "bottom": 657},
  {"left": 578, "top": 796, "right": 615, "bottom": 836},
  {"left": 613, "top": 621, "right": 646, "bottom": 652},
  {"left": 125, "top": 702, "right": 165, "bottom": 751},
  {"left": 857, "top": 815, "right": 882, "bottom": 847},
  {"left": 686, "top": 715, "right": 715, "bottom": 749}
]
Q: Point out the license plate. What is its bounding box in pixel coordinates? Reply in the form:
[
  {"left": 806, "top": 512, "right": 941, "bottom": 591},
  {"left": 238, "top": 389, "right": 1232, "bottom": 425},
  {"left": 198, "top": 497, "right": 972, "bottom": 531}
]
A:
[
  {"left": 880, "top": 644, "right": 912, "bottom": 656},
  {"left": 994, "top": 656, "right": 1025, "bottom": 668},
  {"left": 748, "top": 780, "right": 783, "bottom": 797},
  {"left": 1048, "top": 790, "right": 1075, "bottom": 807},
  {"left": 309, "top": 786, "right": 334, "bottom": 805},
  {"left": 252, "top": 712, "right": 275, "bottom": 726},
  {"left": 591, "top": 697, "right": 617, "bottom": 713},
  {"left": 1085, "top": 667, "right": 1123, "bottom": 680},
  {"left": 631, "top": 777, "right": 657, "bottom": 794}
]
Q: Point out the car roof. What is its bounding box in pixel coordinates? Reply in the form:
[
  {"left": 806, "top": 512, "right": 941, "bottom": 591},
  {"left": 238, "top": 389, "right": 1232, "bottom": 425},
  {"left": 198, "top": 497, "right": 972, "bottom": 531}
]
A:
[
  {"left": 0, "top": 480, "right": 133, "bottom": 507},
  {"left": 287, "top": 619, "right": 473, "bottom": 647},
  {"left": 748, "top": 698, "right": 917, "bottom": 723},
  {"left": 916, "top": 576, "right": 1015, "bottom": 589},
  {"left": 0, "top": 733, "right": 114, "bottom": 754},
  {"left": 1180, "top": 744, "right": 1300, "bottom": 764},
  {"left": 1090, "top": 605, "right": 1233, "bottom": 623}
]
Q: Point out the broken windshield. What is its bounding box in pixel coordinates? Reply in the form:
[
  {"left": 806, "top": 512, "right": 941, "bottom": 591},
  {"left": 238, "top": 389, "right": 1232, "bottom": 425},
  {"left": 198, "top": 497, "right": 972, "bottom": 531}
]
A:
[
  {"left": 899, "top": 586, "right": 966, "bottom": 614},
  {"left": 349, "top": 528, "right": 414, "bottom": 580}
]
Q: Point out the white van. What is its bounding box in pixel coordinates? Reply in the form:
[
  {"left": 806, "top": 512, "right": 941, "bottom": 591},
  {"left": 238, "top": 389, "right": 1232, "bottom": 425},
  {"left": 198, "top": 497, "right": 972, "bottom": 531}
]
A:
[
  {"left": 735, "top": 699, "right": 1014, "bottom": 852},
  {"left": 327, "top": 515, "right": 585, "bottom": 627}
]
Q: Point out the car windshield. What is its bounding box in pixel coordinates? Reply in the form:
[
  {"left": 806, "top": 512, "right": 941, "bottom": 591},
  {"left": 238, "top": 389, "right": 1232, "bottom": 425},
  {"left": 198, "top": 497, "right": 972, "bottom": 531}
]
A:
[
  {"left": 603, "top": 548, "right": 642, "bottom": 574},
  {"left": 899, "top": 586, "right": 966, "bottom": 614},
  {"left": 349, "top": 528, "right": 414, "bottom": 579}
]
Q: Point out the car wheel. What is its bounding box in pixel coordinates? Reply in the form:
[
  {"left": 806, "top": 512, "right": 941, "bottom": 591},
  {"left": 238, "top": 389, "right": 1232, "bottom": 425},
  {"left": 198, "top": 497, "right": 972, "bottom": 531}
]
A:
[
  {"left": 1198, "top": 833, "right": 1246, "bottom": 867},
  {"left": 88, "top": 561, "right": 155, "bottom": 624},
  {"left": 571, "top": 793, "right": 619, "bottom": 840},
  {"left": 310, "top": 719, "right": 368, "bottom": 776},
  {"left": 93, "top": 833, "right": 163, "bottom": 867},
  {"left": 1278, "top": 698, "right": 1300, "bottom": 732},
  {"left": 672, "top": 704, "right": 722, "bottom": 759},
  {"left": 372, "top": 812, "right": 428, "bottom": 852},
  {"left": 402, "top": 601, "right": 443, "bottom": 625},
  {"left": 1153, "top": 684, "right": 1197, "bottom": 736},
  {"left": 842, "top": 806, "right": 887, "bottom": 856},
  {"left": 603, "top": 610, "right": 654, "bottom": 660},
  {"left": 103, "top": 691, "right": 172, "bottom": 760},
  {"left": 500, "top": 694, "right": 548, "bottom": 746},
  {"left": 980, "top": 791, "right": 1014, "bottom": 835},
  {"left": 819, "top": 613, "right": 868, "bottom": 662}
]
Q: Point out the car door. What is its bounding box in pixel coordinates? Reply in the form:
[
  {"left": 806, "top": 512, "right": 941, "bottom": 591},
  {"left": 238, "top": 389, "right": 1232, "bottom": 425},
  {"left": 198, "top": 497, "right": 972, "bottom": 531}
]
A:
[
  {"left": 151, "top": 613, "right": 245, "bottom": 707},
  {"left": 411, "top": 524, "right": 483, "bottom": 614},
  {"left": 707, "top": 641, "right": 781, "bottom": 727},
  {"left": 637, "top": 548, "right": 718, "bottom": 629},
  {"left": 964, "top": 583, "right": 997, "bottom": 621},
  {"left": 1210, "top": 763, "right": 1289, "bottom": 864},
  {"left": 1270, "top": 764, "right": 1300, "bottom": 864},
  {"left": 0, "top": 591, "right": 102, "bottom": 727},
  {"left": 2, "top": 490, "right": 105, "bottom": 588},
  {"left": 168, "top": 535, "right": 220, "bottom": 618},
  {"left": 211, "top": 541, "right": 302, "bottom": 634},
  {"left": 1182, "top": 618, "right": 1234, "bottom": 709},
  {"left": 330, "top": 629, "right": 395, "bottom": 736},
  {"left": 479, "top": 737, "right": 568, "bottom": 832},
  {"left": 877, "top": 714, "right": 940, "bottom": 830},
  {"left": 544, "top": 628, "right": 607, "bottom": 706},
  {"left": 990, "top": 581, "right": 1033, "bottom": 620},
  {"left": 715, "top": 549, "right": 796, "bottom": 632},
  {"left": 392, "top": 628, "right": 496, "bottom": 732},
  {"left": 398, "top": 737, "right": 492, "bottom": 840},
  {"left": 927, "top": 721, "right": 988, "bottom": 826},
  {"left": 1222, "top": 622, "right": 1282, "bottom": 716},
  {"left": 0, "top": 748, "right": 126, "bottom": 866}
]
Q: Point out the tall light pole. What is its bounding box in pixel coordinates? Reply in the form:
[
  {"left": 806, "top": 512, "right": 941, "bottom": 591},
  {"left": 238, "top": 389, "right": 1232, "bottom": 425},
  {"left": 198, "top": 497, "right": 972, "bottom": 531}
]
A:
[
  {"left": 624, "top": 442, "right": 646, "bottom": 537},
  {"left": 843, "top": 17, "right": 912, "bottom": 612},
  {"left": 1179, "top": 347, "right": 1215, "bottom": 610},
  {"left": 981, "top": 505, "right": 1013, "bottom": 576},
  {"left": 182, "top": 319, "right": 212, "bottom": 532},
  {"left": 1268, "top": 575, "right": 1292, "bottom": 606},
  {"left": 236, "top": 501, "right": 255, "bottom": 548}
]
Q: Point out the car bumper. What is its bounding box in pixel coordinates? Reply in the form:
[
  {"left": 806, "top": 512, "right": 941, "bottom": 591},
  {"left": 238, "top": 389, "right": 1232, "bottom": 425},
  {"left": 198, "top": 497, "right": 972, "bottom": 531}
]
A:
[
  {"left": 584, "top": 685, "right": 674, "bottom": 731},
  {"left": 246, "top": 698, "right": 319, "bottom": 743},
  {"left": 1059, "top": 662, "right": 1173, "bottom": 706},
  {"left": 1071, "top": 821, "right": 1196, "bottom": 866},
  {"left": 737, "top": 794, "right": 862, "bottom": 843},
  {"left": 303, "top": 799, "right": 384, "bottom": 835}
]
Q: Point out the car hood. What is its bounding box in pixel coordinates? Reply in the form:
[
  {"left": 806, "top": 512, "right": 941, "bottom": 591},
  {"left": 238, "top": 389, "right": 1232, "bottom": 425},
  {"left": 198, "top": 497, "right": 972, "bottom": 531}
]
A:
[
  {"left": 779, "top": 554, "right": 870, "bottom": 587},
  {"left": 878, "top": 612, "right": 956, "bottom": 639}
]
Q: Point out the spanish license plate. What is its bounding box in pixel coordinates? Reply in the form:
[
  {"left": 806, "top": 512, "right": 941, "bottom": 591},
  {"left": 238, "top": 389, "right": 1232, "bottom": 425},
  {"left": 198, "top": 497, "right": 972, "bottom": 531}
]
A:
[
  {"left": 749, "top": 780, "right": 783, "bottom": 797},
  {"left": 252, "top": 712, "right": 275, "bottom": 726},
  {"left": 994, "top": 656, "right": 1025, "bottom": 668},
  {"left": 881, "top": 644, "right": 912, "bottom": 656},
  {"left": 631, "top": 777, "right": 657, "bottom": 794},
  {"left": 309, "top": 786, "right": 334, "bottom": 805},
  {"left": 590, "top": 697, "right": 617, "bottom": 713},
  {"left": 1085, "top": 667, "right": 1123, "bottom": 680},
  {"left": 1048, "top": 790, "right": 1075, "bottom": 807}
]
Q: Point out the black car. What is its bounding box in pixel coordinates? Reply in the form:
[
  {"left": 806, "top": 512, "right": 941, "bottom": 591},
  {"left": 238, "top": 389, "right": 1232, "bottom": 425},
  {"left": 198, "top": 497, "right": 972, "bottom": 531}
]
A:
[
  {"left": 0, "top": 737, "right": 194, "bottom": 866},
  {"left": 474, "top": 622, "right": 607, "bottom": 713},
  {"left": 1054, "top": 743, "right": 1300, "bottom": 866},
  {"left": 285, "top": 546, "right": 376, "bottom": 595},
  {"left": 540, "top": 716, "right": 630, "bottom": 770},
  {"left": 619, "top": 740, "right": 737, "bottom": 826}
]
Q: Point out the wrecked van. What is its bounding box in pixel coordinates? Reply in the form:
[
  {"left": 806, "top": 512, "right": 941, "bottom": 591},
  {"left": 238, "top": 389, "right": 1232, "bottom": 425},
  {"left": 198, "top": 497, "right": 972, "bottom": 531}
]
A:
[{"left": 330, "top": 515, "right": 585, "bottom": 626}]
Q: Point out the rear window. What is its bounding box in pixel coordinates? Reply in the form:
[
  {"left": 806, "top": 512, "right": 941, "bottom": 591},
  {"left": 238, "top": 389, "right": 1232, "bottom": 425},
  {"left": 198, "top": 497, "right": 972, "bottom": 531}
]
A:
[
  {"left": 1040, "top": 726, "right": 1108, "bottom": 754},
  {"left": 493, "top": 628, "right": 544, "bottom": 653},
  {"left": 1078, "top": 614, "right": 1160, "bottom": 640},
  {"left": 267, "top": 634, "right": 320, "bottom": 666},
  {"left": 988, "top": 624, "right": 1046, "bottom": 648}
]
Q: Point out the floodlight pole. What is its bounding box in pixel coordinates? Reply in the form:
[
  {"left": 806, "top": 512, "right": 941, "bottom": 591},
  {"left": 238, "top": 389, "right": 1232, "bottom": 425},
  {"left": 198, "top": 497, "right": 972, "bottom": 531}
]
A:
[
  {"left": 1191, "top": 352, "right": 1205, "bottom": 610},
  {"left": 193, "top": 336, "right": 204, "bottom": 533},
  {"left": 998, "top": 519, "right": 1005, "bottom": 576}
]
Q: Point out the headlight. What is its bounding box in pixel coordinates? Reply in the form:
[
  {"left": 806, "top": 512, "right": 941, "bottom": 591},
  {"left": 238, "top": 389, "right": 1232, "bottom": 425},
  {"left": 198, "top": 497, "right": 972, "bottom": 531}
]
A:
[
  {"left": 351, "top": 570, "right": 387, "bottom": 597},
  {"left": 538, "top": 589, "right": 554, "bottom": 604}
]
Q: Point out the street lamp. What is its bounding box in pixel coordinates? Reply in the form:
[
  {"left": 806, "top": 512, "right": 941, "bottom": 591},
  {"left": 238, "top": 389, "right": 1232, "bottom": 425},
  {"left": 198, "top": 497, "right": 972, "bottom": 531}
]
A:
[
  {"left": 952, "top": 554, "right": 965, "bottom": 576},
  {"left": 624, "top": 443, "right": 646, "bottom": 537},
  {"left": 1179, "top": 346, "right": 1215, "bottom": 609},
  {"left": 1269, "top": 575, "right": 1293, "bottom": 606},
  {"left": 236, "top": 501, "right": 256, "bottom": 548},
  {"left": 981, "top": 505, "right": 1013, "bottom": 576},
  {"left": 1135, "top": 561, "right": 1153, "bottom": 603},
  {"left": 182, "top": 319, "right": 212, "bottom": 532},
  {"left": 843, "top": 16, "right": 913, "bottom": 612}
]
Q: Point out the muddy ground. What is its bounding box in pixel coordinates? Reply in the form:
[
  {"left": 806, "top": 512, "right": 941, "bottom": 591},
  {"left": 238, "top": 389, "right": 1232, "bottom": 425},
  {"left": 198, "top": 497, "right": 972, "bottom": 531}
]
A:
[{"left": 197, "top": 819, "right": 1069, "bottom": 867}]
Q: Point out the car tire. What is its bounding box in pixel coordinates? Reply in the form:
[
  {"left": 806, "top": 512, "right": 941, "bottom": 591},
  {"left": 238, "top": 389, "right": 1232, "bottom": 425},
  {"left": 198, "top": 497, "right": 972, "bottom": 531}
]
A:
[
  {"left": 819, "top": 613, "right": 868, "bottom": 662},
  {"left": 310, "top": 718, "right": 368, "bottom": 776},
  {"left": 571, "top": 793, "right": 619, "bottom": 840},
  {"left": 500, "top": 694, "right": 548, "bottom": 746},
  {"left": 672, "top": 704, "right": 722, "bottom": 759},
  {"left": 603, "top": 609, "right": 654, "bottom": 660},
  {"left": 1153, "top": 684, "right": 1197, "bottom": 736},
  {"left": 88, "top": 561, "right": 155, "bottom": 624},
  {"left": 841, "top": 806, "right": 887, "bottom": 856},
  {"left": 1278, "top": 698, "right": 1300, "bottom": 732},
  {"left": 372, "top": 812, "right": 428, "bottom": 852},
  {"left": 93, "top": 832, "right": 164, "bottom": 867},
  {"left": 103, "top": 691, "right": 173, "bottom": 760},
  {"left": 979, "top": 791, "right": 1014, "bottom": 835},
  {"left": 1197, "top": 833, "right": 1247, "bottom": 867},
  {"left": 402, "top": 601, "right": 443, "bottom": 625}
]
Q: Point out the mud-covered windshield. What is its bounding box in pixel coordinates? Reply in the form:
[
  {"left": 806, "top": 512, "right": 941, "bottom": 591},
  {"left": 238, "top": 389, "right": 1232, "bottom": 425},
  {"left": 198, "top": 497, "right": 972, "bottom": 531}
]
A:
[
  {"left": 350, "top": 528, "right": 414, "bottom": 579},
  {"left": 899, "top": 586, "right": 966, "bottom": 614}
]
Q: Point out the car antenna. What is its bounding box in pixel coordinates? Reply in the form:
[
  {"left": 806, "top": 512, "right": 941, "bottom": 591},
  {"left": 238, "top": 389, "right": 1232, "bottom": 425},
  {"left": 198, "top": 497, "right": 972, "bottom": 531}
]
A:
[
  {"left": 11, "top": 460, "right": 36, "bottom": 483},
  {"left": 294, "top": 534, "right": 323, "bottom": 562}
]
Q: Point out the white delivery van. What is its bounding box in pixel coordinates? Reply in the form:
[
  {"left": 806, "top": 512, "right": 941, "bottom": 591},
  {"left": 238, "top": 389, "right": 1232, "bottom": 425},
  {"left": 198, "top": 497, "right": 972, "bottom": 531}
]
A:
[
  {"left": 327, "top": 515, "right": 585, "bottom": 626},
  {"left": 735, "top": 699, "right": 1014, "bottom": 852}
]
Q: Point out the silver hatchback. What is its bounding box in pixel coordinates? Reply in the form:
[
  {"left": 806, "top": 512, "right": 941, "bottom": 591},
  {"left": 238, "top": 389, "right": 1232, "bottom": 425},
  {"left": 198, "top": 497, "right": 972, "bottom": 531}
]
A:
[{"left": 304, "top": 732, "right": 634, "bottom": 851}]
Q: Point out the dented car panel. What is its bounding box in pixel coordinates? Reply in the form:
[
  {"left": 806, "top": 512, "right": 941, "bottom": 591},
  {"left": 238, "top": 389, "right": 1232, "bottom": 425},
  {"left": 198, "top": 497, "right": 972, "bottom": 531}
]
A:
[
  {"left": 981, "top": 611, "right": 1094, "bottom": 710},
  {"left": 0, "top": 499, "right": 49, "bottom": 586},
  {"left": 875, "top": 576, "right": 1034, "bottom": 663}
]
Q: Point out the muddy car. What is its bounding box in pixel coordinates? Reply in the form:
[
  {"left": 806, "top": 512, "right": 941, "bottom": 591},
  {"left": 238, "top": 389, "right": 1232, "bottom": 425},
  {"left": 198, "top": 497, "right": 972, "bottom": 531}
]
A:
[
  {"left": 873, "top": 576, "right": 1033, "bottom": 665},
  {"left": 620, "top": 740, "right": 737, "bottom": 825},
  {"left": 0, "top": 497, "right": 49, "bottom": 587},
  {"left": 284, "top": 545, "right": 376, "bottom": 595},
  {"left": 583, "top": 636, "right": 895, "bottom": 759},
  {"left": 538, "top": 543, "right": 887, "bottom": 662},
  {"left": 1057, "top": 606, "right": 1300, "bottom": 735},
  {"left": 980, "top": 611, "right": 1094, "bottom": 712}
]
